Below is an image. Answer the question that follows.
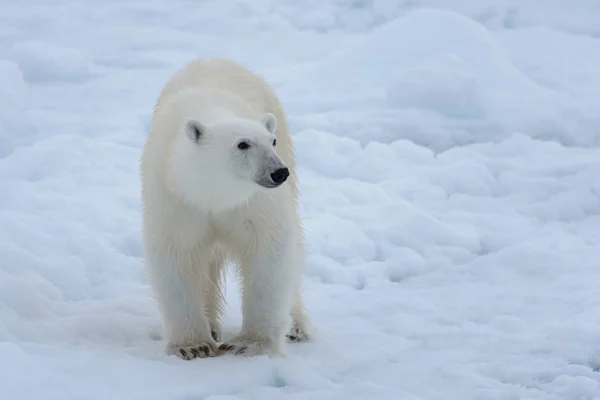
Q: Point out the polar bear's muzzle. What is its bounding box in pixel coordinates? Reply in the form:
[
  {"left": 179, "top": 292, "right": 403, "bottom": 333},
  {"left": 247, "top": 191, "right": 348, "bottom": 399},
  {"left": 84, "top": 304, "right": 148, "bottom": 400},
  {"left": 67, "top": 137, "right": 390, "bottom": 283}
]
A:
[
  {"left": 255, "top": 153, "right": 289, "bottom": 189},
  {"left": 256, "top": 166, "right": 289, "bottom": 188}
]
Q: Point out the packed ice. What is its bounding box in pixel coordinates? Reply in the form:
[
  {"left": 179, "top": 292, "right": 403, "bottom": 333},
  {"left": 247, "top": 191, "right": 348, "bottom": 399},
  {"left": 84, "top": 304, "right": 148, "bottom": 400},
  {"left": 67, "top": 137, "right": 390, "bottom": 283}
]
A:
[{"left": 1, "top": 1, "right": 599, "bottom": 399}]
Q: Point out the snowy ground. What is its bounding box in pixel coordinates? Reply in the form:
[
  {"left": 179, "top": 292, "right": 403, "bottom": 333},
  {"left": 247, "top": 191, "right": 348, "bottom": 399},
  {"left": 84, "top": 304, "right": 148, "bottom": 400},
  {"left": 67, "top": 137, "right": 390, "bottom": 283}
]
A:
[{"left": 1, "top": 1, "right": 600, "bottom": 399}]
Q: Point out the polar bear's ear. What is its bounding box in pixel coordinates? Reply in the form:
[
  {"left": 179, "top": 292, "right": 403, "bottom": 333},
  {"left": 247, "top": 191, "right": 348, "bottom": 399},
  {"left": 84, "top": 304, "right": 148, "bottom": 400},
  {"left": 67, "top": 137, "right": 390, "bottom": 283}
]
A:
[
  {"left": 185, "top": 120, "right": 205, "bottom": 143},
  {"left": 260, "top": 113, "right": 277, "bottom": 134}
]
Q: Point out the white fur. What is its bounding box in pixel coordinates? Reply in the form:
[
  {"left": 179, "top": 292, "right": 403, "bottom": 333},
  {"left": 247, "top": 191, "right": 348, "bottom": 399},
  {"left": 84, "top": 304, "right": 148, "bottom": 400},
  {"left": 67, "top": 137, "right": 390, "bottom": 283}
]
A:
[{"left": 141, "top": 58, "right": 313, "bottom": 359}]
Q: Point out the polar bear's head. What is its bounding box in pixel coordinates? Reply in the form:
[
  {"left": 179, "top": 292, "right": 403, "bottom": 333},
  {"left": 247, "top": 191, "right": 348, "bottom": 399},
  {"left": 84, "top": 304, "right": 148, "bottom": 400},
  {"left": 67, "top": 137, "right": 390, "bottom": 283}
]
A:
[{"left": 167, "top": 112, "right": 289, "bottom": 211}]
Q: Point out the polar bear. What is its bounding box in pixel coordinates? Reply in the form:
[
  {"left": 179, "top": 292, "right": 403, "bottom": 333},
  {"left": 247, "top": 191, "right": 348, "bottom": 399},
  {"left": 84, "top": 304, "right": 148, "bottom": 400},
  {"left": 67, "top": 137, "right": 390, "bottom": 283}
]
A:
[{"left": 140, "top": 58, "right": 313, "bottom": 360}]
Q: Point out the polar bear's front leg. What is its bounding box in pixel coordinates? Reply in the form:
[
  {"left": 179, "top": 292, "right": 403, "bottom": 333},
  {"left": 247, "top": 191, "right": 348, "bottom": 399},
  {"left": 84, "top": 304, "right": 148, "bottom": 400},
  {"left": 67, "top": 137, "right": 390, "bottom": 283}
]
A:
[
  {"left": 219, "top": 232, "right": 297, "bottom": 357},
  {"left": 146, "top": 248, "right": 219, "bottom": 360},
  {"left": 287, "top": 295, "right": 314, "bottom": 342},
  {"left": 206, "top": 252, "right": 226, "bottom": 342}
]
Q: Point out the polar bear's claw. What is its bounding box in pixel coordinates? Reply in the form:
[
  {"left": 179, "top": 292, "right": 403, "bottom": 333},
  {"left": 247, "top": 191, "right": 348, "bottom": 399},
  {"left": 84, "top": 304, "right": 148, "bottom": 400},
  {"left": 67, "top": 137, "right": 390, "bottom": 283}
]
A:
[
  {"left": 217, "top": 339, "right": 272, "bottom": 357},
  {"left": 170, "top": 342, "right": 217, "bottom": 360},
  {"left": 286, "top": 317, "right": 314, "bottom": 342},
  {"left": 286, "top": 323, "right": 308, "bottom": 342},
  {"left": 218, "top": 342, "right": 249, "bottom": 356}
]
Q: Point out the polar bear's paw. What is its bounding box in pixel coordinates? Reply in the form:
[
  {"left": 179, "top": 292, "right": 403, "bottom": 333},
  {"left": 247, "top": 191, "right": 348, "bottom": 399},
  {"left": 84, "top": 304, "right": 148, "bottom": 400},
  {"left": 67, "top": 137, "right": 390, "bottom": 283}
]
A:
[
  {"left": 286, "top": 322, "right": 310, "bottom": 342},
  {"left": 218, "top": 337, "right": 278, "bottom": 357},
  {"left": 168, "top": 341, "right": 218, "bottom": 360},
  {"left": 286, "top": 316, "right": 314, "bottom": 343}
]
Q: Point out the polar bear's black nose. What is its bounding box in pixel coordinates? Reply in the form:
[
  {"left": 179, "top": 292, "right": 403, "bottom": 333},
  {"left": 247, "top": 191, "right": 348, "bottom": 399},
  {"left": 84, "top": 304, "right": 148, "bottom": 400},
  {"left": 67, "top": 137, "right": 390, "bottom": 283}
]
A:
[{"left": 271, "top": 167, "right": 290, "bottom": 184}]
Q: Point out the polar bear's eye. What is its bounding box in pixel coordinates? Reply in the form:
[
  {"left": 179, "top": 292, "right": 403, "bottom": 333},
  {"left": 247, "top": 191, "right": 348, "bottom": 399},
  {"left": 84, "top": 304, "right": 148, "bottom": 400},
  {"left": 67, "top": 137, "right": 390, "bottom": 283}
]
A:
[
  {"left": 237, "top": 141, "right": 250, "bottom": 150},
  {"left": 272, "top": 139, "right": 277, "bottom": 147}
]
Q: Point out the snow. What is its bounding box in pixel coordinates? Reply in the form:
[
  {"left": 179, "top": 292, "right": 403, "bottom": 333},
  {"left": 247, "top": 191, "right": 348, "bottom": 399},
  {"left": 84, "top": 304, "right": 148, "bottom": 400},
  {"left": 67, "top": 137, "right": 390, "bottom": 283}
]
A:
[
  {"left": 0, "top": 60, "right": 32, "bottom": 158},
  {"left": 9, "top": 40, "right": 96, "bottom": 83},
  {"left": 1, "top": 0, "right": 600, "bottom": 399}
]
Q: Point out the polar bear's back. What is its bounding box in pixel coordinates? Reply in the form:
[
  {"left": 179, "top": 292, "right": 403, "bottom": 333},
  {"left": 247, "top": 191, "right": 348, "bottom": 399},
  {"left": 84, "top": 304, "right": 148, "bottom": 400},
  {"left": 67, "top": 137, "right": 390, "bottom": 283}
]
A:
[{"left": 157, "top": 59, "right": 272, "bottom": 109}]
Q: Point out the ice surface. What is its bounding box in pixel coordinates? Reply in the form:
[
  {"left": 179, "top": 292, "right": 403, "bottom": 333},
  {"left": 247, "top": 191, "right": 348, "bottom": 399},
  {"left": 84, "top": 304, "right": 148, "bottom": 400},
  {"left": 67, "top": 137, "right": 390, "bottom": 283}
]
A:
[
  {"left": 282, "top": 8, "right": 599, "bottom": 150},
  {"left": 10, "top": 40, "right": 96, "bottom": 83},
  {"left": 0, "top": 60, "right": 34, "bottom": 158},
  {"left": 1, "top": 1, "right": 600, "bottom": 399}
]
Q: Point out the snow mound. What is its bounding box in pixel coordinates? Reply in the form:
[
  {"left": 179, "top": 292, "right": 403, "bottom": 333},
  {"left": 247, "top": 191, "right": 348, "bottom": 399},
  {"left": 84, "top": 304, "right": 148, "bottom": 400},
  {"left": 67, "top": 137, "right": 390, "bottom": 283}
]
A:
[
  {"left": 272, "top": 0, "right": 600, "bottom": 36},
  {"left": 10, "top": 41, "right": 96, "bottom": 83},
  {"left": 282, "top": 9, "right": 599, "bottom": 150},
  {"left": 386, "top": 54, "right": 484, "bottom": 119}
]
